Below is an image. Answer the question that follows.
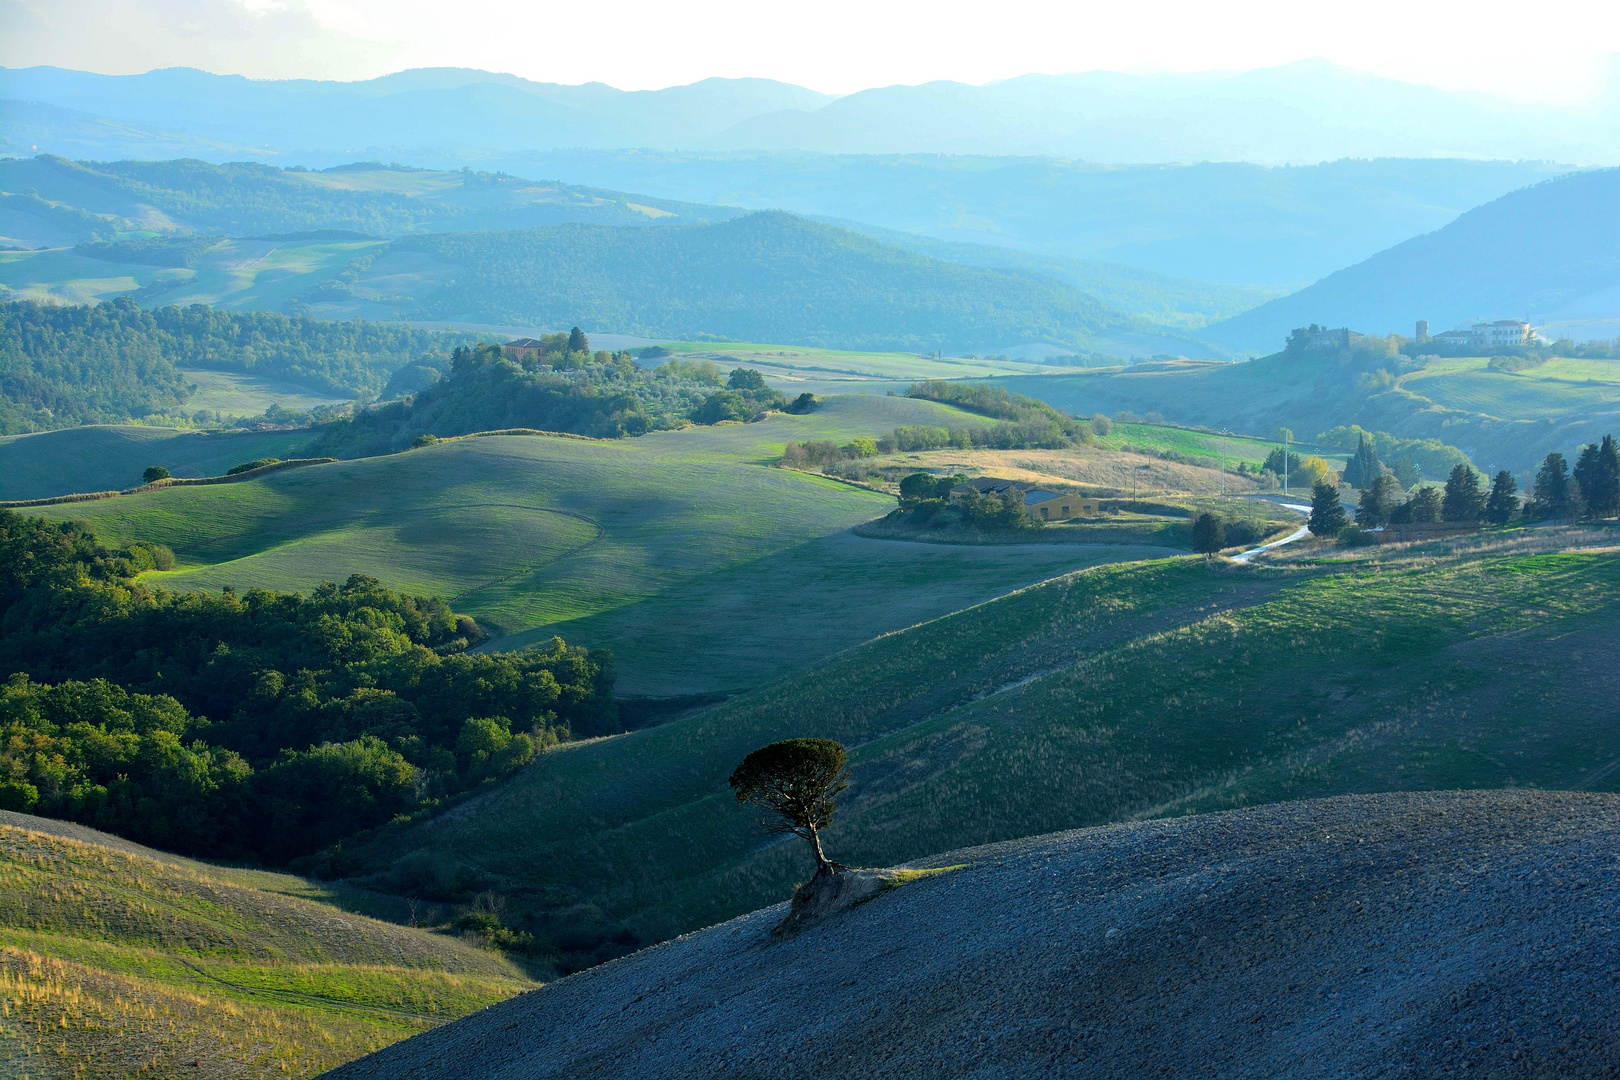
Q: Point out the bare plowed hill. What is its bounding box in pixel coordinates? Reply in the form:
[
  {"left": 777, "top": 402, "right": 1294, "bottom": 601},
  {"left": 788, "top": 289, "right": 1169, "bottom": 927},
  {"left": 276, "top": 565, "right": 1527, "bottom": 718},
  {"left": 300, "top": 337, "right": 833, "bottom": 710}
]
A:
[{"left": 325, "top": 790, "right": 1620, "bottom": 1080}]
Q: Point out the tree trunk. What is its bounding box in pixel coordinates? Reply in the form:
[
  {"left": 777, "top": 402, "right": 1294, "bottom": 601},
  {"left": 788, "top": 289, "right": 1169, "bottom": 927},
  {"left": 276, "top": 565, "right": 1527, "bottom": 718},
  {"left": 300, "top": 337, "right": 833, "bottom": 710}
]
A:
[{"left": 806, "top": 826, "right": 832, "bottom": 874}]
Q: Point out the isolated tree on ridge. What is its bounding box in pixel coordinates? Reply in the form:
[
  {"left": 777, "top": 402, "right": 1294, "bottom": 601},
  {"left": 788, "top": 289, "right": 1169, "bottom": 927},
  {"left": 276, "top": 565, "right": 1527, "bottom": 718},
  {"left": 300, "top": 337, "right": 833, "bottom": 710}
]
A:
[
  {"left": 1308, "top": 481, "right": 1346, "bottom": 537},
  {"left": 729, "top": 738, "right": 849, "bottom": 875},
  {"left": 567, "top": 326, "right": 589, "bottom": 354},
  {"left": 1483, "top": 471, "right": 1519, "bottom": 525},
  {"left": 142, "top": 466, "right": 170, "bottom": 484},
  {"left": 1441, "top": 464, "right": 1485, "bottom": 522}
]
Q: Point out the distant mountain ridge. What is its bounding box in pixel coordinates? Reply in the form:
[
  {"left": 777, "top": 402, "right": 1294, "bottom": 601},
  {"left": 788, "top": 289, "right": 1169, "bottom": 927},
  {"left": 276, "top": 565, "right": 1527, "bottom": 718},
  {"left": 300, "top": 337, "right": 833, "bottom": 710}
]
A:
[
  {"left": 4, "top": 60, "right": 1617, "bottom": 165},
  {"left": 1205, "top": 166, "right": 1620, "bottom": 350}
]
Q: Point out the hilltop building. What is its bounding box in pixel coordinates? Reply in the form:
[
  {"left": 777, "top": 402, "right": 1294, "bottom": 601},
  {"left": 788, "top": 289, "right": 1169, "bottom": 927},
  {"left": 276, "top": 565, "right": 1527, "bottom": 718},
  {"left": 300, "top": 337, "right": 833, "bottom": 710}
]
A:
[
  {"left": 1428, "top": 320, "right": 1532, "bottom": 350},
  {"left": 949, "top": 477, "right": 1100, "bottom": 522},
  {"left": 502, "top": 338, "right": 546, "bottom": 362}
]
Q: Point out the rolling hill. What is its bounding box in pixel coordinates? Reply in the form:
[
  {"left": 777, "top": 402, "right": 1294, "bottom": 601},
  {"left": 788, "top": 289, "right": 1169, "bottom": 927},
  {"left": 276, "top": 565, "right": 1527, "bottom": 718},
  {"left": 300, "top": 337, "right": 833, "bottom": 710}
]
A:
[
  {"left": 0, "top": 155, "right": 740, "bottom": 247},
  {"left": 987, "top": 342, "right": 1620, "bottom": 478},
  {"left": 0, "top": 810, "right": 535, "bottom": 1080},
  {"left": 329, "top": 212, "right": 1187, "bottom": 355},
  {"left": 1206, "top": 166, "right": 1620, "bottom": 351},
  {"left": 328, "top": 534, "right": 1620, "bottom": 964},
  {"left": 325, "top": 790, "right": 1620, "bottom": 1080},
  {"left": 25, "top": 396, "right": 1163, "bottom": 697},
  {"left": 6, "top": 61, "right": 1616, "bottom": 166}
]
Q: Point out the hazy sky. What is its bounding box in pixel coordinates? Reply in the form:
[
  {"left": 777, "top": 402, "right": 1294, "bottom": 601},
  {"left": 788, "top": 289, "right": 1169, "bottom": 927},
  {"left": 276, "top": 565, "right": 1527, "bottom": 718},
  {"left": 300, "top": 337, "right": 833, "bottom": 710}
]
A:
[{"left": 4, "top": 0, "right": 1618, "bottom": 105}]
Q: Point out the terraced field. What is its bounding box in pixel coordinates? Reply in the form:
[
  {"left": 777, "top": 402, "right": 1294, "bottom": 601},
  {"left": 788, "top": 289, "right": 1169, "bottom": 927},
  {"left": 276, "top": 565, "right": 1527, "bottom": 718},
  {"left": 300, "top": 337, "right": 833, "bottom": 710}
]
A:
[
  {"left": 0, "top": 812, "right": 535, "bottom": 1080},
  {"left": 335, "top": 531, "right": 1620, "bottom": 953}
]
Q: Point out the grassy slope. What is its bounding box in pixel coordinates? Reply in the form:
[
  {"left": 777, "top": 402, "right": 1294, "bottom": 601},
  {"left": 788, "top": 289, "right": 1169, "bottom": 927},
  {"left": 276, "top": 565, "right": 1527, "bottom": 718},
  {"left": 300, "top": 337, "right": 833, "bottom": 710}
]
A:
[
  {"left": 0, "top": 426, "right": 319, "bottom": 501},
  {"left": 0, "top": 812, "right": 533, "bottom": 1080},
  {"left": 30, "top": 397, "right": 1150, "bottom": 695},
  {"left": 337, "top": 535, "right": 1620, "bottom": 946},
  {"left": 991, "top": 353, "right": 1620, "bottom": 476}
]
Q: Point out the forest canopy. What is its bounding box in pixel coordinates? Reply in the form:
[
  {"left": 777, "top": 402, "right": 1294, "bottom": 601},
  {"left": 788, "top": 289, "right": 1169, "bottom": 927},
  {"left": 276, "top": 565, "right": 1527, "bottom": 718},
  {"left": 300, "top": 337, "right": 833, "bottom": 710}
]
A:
[{"left": 0, "top": 510, "right": 614, "bottom": 864}]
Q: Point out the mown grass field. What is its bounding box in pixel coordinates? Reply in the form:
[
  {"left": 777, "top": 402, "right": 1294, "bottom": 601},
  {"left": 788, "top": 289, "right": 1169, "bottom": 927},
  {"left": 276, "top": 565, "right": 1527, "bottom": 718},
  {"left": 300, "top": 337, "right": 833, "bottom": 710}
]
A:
[
  {"left": 182, "top": 368, "right": 353, "bottom": 417},
  {"left": 661, "top": 341, "right": 1069, "bottom": 390},
  {"left": 337, "top": 531, "right": 1620, "bottom": 949},
  {"left": 0, "top": 426, "right": 319, "bottom": 501},
  {"left": 29, "top": 396, "right": 1159, "bottom": 695},
  {"left": 0, "top": 813, "right": 533, "bottom": 1080}
]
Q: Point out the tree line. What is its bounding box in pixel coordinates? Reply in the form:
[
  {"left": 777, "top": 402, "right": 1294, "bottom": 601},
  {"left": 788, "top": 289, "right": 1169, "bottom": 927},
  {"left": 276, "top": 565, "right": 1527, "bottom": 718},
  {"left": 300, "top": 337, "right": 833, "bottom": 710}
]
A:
[
  {"left": 1309, "top": 433, "right": 1620, "bottom": 537},
  {"left": 0, "top": 511, "right": 614, "bottom": 864}
]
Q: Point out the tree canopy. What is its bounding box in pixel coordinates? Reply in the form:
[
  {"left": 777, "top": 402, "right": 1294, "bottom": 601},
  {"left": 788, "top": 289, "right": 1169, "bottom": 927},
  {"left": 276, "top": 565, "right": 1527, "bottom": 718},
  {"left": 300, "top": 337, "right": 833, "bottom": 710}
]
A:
[{"left": 728, "top": 738, "right": 849, "bottom": 873}]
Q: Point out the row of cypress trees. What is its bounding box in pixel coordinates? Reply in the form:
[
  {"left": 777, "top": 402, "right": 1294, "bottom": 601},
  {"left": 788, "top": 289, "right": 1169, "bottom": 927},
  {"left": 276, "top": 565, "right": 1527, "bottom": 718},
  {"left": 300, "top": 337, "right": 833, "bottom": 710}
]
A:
[{"left": 1313, "top": 434, "right": 1620, "bottom": 536}]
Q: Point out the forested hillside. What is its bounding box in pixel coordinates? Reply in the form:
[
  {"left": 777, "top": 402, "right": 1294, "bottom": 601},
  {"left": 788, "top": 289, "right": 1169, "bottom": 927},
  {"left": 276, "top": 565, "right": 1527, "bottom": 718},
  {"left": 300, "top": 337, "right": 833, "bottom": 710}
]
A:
[
  {"left": 0, "top": 510, "right": 614, "bottom": 865},
  {"left": 384, "top": 212, "right": 1159, "bottom": 353},
  {"left": 314, "top": 341, "right": 788, "bottom": 455},
  {"left": 0, "top": 299, "right": 471, "bottom": 432}
]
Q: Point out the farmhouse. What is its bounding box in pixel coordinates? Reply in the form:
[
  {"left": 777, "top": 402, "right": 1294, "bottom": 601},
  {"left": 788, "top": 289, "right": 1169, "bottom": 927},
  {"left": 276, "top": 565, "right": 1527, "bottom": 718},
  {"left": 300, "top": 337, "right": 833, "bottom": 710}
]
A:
[
  {"left": 502, "top": 338, "right": 546, "bottom": 362},
  {"left": 949, "top": 476, "right": 1100, "bottom": 521},
  {"left": 1430, "top": 320, "right": 1533, "bottom": 350}
]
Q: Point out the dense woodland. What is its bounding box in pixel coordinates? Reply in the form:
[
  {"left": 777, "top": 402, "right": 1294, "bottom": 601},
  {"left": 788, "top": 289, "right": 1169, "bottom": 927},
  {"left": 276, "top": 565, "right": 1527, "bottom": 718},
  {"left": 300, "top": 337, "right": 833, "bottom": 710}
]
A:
[
  {"left": 0, "top": 511, "right": 614, "bottom": 863},
  {"left": 314, "top": 337, "right": 788, "bottom": 455},
  {"left": 0, "top": 299, "right": 475, "bottom": 433}
]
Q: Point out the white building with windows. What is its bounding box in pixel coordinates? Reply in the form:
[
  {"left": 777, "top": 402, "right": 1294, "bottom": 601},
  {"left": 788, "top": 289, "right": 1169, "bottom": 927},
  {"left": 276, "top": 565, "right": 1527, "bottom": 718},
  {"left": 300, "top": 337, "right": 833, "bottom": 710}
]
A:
[{"left": 1428, "top": 320, "right": 1532, "bottom": 350}]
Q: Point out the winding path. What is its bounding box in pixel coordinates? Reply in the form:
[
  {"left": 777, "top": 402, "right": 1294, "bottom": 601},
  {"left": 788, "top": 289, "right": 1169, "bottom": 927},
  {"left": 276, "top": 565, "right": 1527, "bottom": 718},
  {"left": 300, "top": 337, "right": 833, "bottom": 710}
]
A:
[{"left": 1231, "top": 502, "right": 1312, "bottom": 564}]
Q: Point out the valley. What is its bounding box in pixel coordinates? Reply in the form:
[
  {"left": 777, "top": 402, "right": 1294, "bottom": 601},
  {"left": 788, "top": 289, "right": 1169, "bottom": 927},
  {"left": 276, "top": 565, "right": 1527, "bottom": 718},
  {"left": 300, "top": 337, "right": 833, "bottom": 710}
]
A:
[{"left": 5, "top": 38, "right": 1620, "bottom": 1080}]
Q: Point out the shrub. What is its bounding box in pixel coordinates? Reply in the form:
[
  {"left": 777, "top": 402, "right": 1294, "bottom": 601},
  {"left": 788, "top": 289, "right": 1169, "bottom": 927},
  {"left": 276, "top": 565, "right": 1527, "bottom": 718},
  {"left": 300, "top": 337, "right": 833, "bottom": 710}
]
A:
[
  {"left": 227, "top": 457, "right": 282, "bottom": 475},
  {"left": 142, "top": 465, "right": 171, "bottom": 484}
]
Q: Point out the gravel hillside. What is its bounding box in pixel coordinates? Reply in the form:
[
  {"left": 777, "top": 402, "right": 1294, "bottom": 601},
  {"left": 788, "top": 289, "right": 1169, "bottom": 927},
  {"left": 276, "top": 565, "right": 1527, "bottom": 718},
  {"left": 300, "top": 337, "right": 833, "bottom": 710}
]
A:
[{"left": 325, "top": 791, "right": 1620, "bottom": 1079}]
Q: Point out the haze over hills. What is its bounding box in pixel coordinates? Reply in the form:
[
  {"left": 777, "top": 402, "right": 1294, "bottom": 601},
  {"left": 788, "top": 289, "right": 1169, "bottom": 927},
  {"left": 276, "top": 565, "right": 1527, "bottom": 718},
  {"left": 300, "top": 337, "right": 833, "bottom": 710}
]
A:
[
  {"left": 5, "top": 60, "right": 1618, "bottom": 165},
  {"left": 1206, "top": 166, "right": 1620, "bottom": 350},
  {"left": 491, "top": 153, "right": 1569, "bottom": 289}
]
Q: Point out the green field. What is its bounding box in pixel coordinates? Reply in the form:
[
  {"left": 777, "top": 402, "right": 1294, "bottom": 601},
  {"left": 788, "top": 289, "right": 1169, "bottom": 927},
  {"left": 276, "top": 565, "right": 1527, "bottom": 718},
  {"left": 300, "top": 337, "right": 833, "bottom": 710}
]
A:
[
  {"left": 660, "top": 341, "right": 1076, "bottom": 393},
  {"left": 334, "top": 532, "right": 1620, "bottom": 952},
  {"left": 0, "top": 237, "right": 387, "bottom": 311},
  {"left": 28, "top": 396, "right": 1166, "bottom": 695},
  {"left": 182, "top": 368, "right": 353, "bottom": 417},
  {"left": 0, "top": 813, "right": 534, "bottom": 1080},
  {"left": 0, "top": 425, "right": 319, "bottom": 500},
  {"left": 991, "top": 351, "right": 1620, "bottom": 477}
]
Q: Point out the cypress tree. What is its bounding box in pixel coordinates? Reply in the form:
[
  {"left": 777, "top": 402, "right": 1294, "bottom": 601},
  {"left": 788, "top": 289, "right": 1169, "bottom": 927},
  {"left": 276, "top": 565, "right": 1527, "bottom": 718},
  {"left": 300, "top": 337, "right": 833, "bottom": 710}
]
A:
[
  {"left": 1483, "top": 470, "right": 1519, "bottom": 525},
  {"left": 1343, "top": 436, "right": 1381, "bottom": 489},
  {"left": 1309, "top": 481, "right": 1346, "bottom": 536},
  {"left": 1530, "top": 453, "right": 1575, "bottom": 520},
  {"left": 567, "top": 326, "right": 590, "bottom": 353},
  {"left": 1441, "top": 464, "right": 1485, "bottom": 521},
  {"left": 1579, "top": 434, "right": 1620, "bottom": 518},
  {"left": 1356, "top": 473, "right": 1399, "bottom": 527}
]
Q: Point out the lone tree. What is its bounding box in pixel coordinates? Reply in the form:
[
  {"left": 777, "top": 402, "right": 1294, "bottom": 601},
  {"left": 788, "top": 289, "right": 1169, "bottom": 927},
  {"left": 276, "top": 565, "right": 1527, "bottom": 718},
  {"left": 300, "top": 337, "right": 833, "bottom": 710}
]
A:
[
  {"left": 1308, "top": 480, "right": 1346, "bottom": 536},
  {"left": 729, "top": 738, "right": 849, "bottom": 875},
  {"left": 567, "top": 326, "right": 590, "bottom": 353},
  {"left": 1191, "top": 512, "right": 1225, "bottom": 560},
  {"left": 142, "top": 465, "right": 171, "bottom": 484}
]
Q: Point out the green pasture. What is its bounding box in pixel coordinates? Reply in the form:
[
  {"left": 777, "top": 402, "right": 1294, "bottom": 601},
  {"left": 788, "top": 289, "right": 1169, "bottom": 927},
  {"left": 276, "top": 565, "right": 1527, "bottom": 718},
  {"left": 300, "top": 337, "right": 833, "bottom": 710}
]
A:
[
  {"left": 0, "top": 816, "right": 533, "bottom": 1080},
  {"left": 662, "top": 341, "right": 1063, "bottom": 385},
  {"left": 28, "top": 396, "right": 1161, "bottom": 694},
  {"left": 341, "top": 539, "right": 1620, "bottom": 950},
  {"left": 182, "top": 368, "right": 352, "bottom": 416},
  {"left": 0, "top": 425, "right": 318, "bottom": 500}
]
